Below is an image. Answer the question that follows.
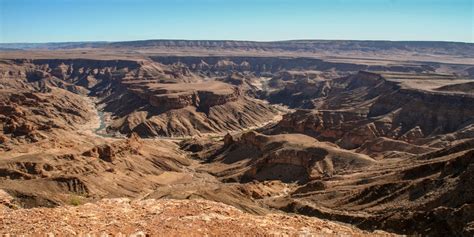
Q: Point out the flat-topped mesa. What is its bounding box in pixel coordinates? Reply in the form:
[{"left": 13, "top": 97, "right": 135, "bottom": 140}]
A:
[
  {"left": 127, "top": 81, "right": 240, "bottom": 112},
  {"left": 149, "top": 93, "right": 196, "bottom": 110},
  {"left": 196, "top": 89, "right": 240, "bottom": 112}
]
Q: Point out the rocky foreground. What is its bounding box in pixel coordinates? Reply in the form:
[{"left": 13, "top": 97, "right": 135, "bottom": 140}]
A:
[{"left": 0, "top": 198, "right": 393, "bottom": 236}]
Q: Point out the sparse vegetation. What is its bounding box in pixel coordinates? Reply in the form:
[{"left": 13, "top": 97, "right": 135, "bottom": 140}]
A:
[{"left": 69, "top": 196, "right": 82, "bottom": 206}]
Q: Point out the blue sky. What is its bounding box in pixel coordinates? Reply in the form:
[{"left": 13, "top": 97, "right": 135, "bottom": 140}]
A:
[{"left": 0, "top": 0, "right": 472, "bottom": 43}]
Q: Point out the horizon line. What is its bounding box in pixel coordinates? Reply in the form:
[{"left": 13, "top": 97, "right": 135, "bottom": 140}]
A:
[{"left": 1, "top": 38, "right": 473, "bottom": 45}]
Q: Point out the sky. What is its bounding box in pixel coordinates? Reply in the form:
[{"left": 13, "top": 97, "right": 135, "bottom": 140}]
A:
[{"left": 0, "top": 0, "right": 472, "bottom": 43}]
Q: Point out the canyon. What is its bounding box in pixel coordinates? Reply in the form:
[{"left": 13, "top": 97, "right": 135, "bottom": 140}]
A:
[{"left": 0, "top": 40, "right": 473, "bottom": 236}]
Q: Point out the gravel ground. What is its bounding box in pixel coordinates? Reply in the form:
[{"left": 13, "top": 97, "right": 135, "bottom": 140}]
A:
[{"left": 1, "top": 198, "right": 395, "bottom": 236}]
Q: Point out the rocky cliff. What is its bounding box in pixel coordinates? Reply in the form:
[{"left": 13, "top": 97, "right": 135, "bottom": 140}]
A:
[
  {"left": 268, "top": 71, "right": 474, "bottom": 157},
  {"left": 200, "top": 131, "right": 375, "bottom": 183},
  {"left": 0, "top": 88, "right": 93, "bottom": 150},
  {"left": 270, "top": 139, "right": 474, "bottom": 236},
  {"left": 150, "top": 56, "right": 432, "bottom": 75},
  {"left": 0, "top": 58, "right": 278, "bottom": 137}
]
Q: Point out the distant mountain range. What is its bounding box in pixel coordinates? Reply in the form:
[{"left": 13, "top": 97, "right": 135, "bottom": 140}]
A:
[
  {"left": 0, "top": 41, "right": 108, "bottom": 50},
  {"left": 1, "top": 39, "right": 473, "bottom": 57}
]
